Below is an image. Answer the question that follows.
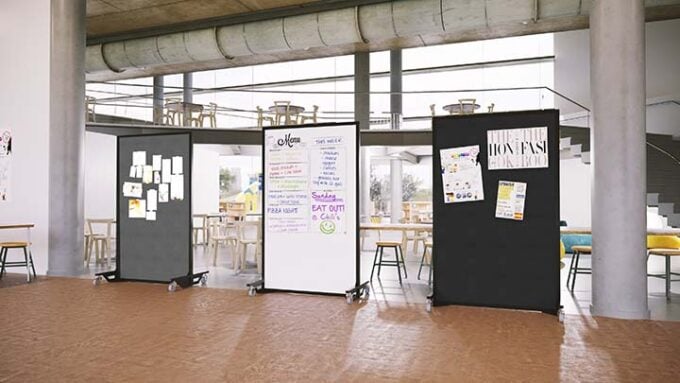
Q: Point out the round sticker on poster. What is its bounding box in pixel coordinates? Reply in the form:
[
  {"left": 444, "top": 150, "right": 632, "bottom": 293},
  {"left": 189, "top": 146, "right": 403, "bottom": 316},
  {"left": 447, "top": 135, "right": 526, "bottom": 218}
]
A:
[{"left": 319, "top": 220, "right": 336, "bottom": 234}]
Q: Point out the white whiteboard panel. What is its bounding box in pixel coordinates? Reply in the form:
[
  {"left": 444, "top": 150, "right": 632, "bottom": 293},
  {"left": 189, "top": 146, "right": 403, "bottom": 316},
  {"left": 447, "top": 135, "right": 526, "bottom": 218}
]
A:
[{"left": 263, "top": 124, "right": 358, "bottom": 294}]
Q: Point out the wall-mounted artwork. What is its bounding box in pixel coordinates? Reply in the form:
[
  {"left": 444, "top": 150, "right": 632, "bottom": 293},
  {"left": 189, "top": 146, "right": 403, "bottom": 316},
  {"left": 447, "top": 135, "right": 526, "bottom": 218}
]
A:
[{"left": 0, "top": 129, "right": 12, "bottom": 202}]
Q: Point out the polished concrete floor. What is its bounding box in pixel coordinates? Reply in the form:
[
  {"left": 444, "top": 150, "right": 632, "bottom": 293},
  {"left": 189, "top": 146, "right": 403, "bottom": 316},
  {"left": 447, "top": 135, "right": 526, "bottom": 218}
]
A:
[{"left": 1, "top": 276, "right": 679, "bottom": 382}]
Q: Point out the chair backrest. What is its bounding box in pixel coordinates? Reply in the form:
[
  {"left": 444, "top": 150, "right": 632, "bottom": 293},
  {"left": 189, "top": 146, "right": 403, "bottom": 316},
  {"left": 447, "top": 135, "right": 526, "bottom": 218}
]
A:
[
  {"left": 458, "top": 98, "right": 477, "bottom": 114},
  {"left": 193, "top": 214, "right": 207, "bottom": 228},
  {"left": 208, "top": 102, "right": 217, "bottom": 115},
  {"left": 429, "top": 104, "right": 436, "bottom": 117},
  {"left": 87, "top": 218, "right": 114, "bottom": 237},
  {"left": 237, "top": 220, "right": 261, "bottom": 242},
  {"left": 273, "top": 101, "right": 291, "bottom": 125}
]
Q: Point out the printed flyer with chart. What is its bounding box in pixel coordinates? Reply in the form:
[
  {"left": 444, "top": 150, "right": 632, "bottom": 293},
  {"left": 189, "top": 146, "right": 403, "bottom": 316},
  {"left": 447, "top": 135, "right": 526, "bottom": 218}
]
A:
[{"left": 440, "top": 145, "right": 484, "bottom": 204}]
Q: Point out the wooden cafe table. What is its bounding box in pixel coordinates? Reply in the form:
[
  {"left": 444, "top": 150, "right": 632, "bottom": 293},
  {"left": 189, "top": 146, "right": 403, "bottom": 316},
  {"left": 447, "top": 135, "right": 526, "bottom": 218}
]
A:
[{"left": 360, "top": 223, "right": 432, "bottom": 254}]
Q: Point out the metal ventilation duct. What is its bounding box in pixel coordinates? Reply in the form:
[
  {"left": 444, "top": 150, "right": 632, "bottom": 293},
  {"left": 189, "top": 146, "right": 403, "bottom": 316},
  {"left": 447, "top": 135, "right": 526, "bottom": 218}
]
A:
[{"left": 85, "top": 0, "right": 680, "bottom": 77}]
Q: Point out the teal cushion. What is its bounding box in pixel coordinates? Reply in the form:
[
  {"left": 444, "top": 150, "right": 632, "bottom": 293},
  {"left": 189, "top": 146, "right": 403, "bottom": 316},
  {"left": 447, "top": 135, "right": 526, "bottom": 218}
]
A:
[{"left": 560, "top": 234, "right": 593, "bottom": 253}]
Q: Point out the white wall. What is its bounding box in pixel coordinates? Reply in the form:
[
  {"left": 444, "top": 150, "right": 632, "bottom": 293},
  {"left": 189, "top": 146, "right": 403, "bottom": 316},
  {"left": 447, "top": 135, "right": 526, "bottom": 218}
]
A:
[
  {"left": 0, "top": 1, "right": 51, "bottom": 274},
  {"left": 192, "top": 146, "right": 220, "bottom": 214},
  {"left": 84, "top": 132, "right": 117, "bottom": 219},
  {"left": 555, "top": 19, "right": 680, "bottom": 135},
  {"left": 559, "top": 158, "right": 592, "bottom": 227}
]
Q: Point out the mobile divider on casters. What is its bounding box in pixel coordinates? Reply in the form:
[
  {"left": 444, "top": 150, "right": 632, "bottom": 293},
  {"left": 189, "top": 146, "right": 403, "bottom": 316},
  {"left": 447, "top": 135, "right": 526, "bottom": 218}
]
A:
[
  {"left": 93, "top": 132, "right": 208, "bottom": 292},
  {"left": 431, "top": 110, "right": 562, "bottom": 320},
  {"left": 248, "top": 122, "right": 368, "bottom": 303}
]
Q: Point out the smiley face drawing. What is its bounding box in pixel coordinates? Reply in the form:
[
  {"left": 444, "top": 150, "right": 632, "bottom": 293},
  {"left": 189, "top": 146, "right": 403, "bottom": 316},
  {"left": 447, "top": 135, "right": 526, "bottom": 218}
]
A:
[{"left": 319, "top": 220, "right": 336, "bottom": 234}]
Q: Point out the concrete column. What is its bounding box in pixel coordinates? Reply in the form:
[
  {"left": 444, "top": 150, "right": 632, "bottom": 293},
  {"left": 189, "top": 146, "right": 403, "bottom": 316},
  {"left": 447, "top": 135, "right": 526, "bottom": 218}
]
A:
[
  {"left": 48, "top": 0, "right": 86, "bottom": 276},
  {"left": 355, "top": 52, "right": 371, "bottom": 221},
  {"left": 182, "top": 73, "right": 193, "bottom": 126},
  {"left": 153, "top": 75, "right": 164, "bottom": 124},
  {"left": 590, "top": 0, "right": 648, "bottom": 319},
  {"left": 390, "top": 49, "right": 403, "bottom": 223}
]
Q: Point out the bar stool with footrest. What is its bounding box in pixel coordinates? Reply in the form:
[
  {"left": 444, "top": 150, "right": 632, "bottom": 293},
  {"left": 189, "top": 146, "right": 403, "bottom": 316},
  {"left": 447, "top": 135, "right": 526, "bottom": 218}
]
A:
[
  {"left": 566, "top": 245, "right": 592, "bottom": 292},
  {"left": 418, "top": 240, "right": 433, "bottom": 286},
  {"left": 370, "top": 240, "right": 407, "bottom": 284},
  {"left": 0, "top": 241, "right": 37, "bottom": 282},
  {"left": 646, "top": 235, "right": 680, "bottom": 301}
]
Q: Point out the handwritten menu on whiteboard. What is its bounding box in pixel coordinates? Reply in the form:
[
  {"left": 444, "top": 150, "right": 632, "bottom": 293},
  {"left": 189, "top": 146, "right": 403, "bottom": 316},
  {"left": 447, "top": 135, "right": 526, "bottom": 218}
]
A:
[{"left": 265, "top": 133, "right": 347, "bottom": 235}]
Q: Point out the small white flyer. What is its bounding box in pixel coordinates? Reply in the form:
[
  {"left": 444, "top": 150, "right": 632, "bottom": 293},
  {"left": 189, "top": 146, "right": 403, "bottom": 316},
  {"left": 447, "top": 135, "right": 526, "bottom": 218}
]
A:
[
  {"left": 146, "top": 210, "right": 156, "bottom": 221},
  {"left": 142, "top": 165, "right": 153, "bottom": 184},
  {"left": 495, "top": 180, "right": 527, "bottom": 221},
  {"left": 153, "top": 171, "right": 161, "bottom": 184},
  {"left": 440, "top": 145, "right": 484, "bottom": 204},
  {"left": 122, "top": 182, "right": 143, "bottom": 198},
  {"left": 159, "top": 183, "right": 169, "bottom": 203},
  {"left": 147, "top": 189, "right": 158, "bottom": 211},
  {"left": 162, "top": 159, "right": 172, "bottom": 183},
  {"left": 129, "top": 165, "right": 136, "bottom": 178},
  {"left": 132, "top": 151, "right": 146, "bottom": 166},
  {"left": 172, "top": 156, "right": 183, "bottom": 175},
  {"left": 152, "top": 155, "right": 162, "bottom": 171},
  {"left": 171, "top": 174, "right": 184, "bottom": 200}
]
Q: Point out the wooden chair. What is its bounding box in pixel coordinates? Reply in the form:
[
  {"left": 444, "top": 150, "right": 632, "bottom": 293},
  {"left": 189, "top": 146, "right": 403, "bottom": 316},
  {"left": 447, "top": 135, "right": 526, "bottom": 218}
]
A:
[
  {"left": 567, "top": 245, "right": 592, "bottom": 292},
  {"left": 208, "top": 220, "right": 238, "bottom": 267},
  {"left": 647, "top": 248, "right": 680, "bottom": 300},
  {"left": 236, "top": 221, "right": 262, "bottom": 274},
  {"left": 299, "top": 105, "right": 319, "bottom": 124},
  {"left": 192, "top": 214, "right": 208, "bottom": 246},
  {"left": 0, "top": 241, "right": 36, "bottom": 282},
  {"left": 487, "top": 103, "right": 495, "bottom": 113},
  {"left": 164, "top": 98, "right": 181, "bottom": 125},
  {"left": 273, "top": 101, "right": 291, "bottom": 126},
  {"left": 418, "top": 240, "right": 433, "bottom": 285},
  {"left": 256, "top": 106, "right": 275, "bottom": 128},
  {"left": 86, "top": 219, "right": 114, "bottom": 266},
  {"left": 429, "top": 104, "right": 436, "bottom": 117},
  {"left": 458, "top": 98, "right": 477, "bottom": 114},
  {"left": 199, "top": 102, "right": 218, "bottom": 128}
]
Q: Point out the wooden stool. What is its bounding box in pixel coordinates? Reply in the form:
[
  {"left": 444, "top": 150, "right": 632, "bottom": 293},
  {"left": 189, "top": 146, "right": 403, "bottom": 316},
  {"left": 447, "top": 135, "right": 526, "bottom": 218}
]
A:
[
  {"left": 647, "top": 248, "right": 680, "bottom": 300},
  {"left": 370, "top": 240, "right": 407, "bottom": 284},
  {"left": 0, "top": 241, "right": 37, "bottom": 282},
  {"left": 567, "top": 245, "right": 592, "bottom": 292},
  {"left": 418, "top": 241, "right": 433, "bottom": 285}
]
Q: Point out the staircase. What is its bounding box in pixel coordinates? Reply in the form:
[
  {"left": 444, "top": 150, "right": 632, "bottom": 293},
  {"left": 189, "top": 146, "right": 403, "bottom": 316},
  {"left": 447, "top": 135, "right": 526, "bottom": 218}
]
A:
[{"left": 560, "top": 125, "right": 680, "bottom": 228}]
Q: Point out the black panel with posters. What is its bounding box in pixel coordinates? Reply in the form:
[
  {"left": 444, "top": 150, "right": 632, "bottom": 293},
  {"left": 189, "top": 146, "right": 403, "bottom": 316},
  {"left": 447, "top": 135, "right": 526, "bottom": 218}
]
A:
[
  {"left": 115, "top": 132, "right": 194, "bottom": 283},
  {"left": 432, "top": 110, "right": 560, "bottom": 314}
]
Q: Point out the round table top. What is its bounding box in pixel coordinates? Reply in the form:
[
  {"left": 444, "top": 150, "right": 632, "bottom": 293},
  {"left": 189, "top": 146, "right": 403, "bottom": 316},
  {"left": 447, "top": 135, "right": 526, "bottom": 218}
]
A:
[
  {"left": 166, "top": 102, "right": 204, "bottom": 113},
  {"left": 443, "top": 103, "right": 481, "bottom": 114},
  {"left": 268, "top": 105, "right": 305, "bottom": 114}
]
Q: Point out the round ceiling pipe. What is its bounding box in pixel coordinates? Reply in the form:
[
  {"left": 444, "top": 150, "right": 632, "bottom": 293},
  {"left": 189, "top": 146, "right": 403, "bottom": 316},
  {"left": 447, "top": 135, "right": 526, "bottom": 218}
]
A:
[
  {"left": 485, "top": 0, "right": 534, "bottom": 26},
  {"left": 244, "top": 19, "right": 291, "bottom": 54},
  {"left": 283, "top": 13, "right": 325, "bottom": 50},
  {"left": 358, "top": 2, "right": 397, "bottom": 43},
  {"left": 318, "top": 7, "right": 364, "bottom": 46},
  {"left": 393, "top": 0, "right": 445, "bottom": 37},
  {"left": 441, "top": 0, "right": 487, "bottom": 32},
  {"left": 85, "top": 44, "right": 116, "bottom": 74},
  {"left": 216, "top": 24, "right": 253, "bottom": 57},
  {"left": 157, "top": 32, "right": 193, "bottom": 64},
  {"left": 184, "top": 28, "right": 227, "bottom": 62},
  {"left": 124, "top": 37, "right": 165, "bottom": 68},
  {"left": 102, "top": 41, "right": 134, "bottom": 72}
]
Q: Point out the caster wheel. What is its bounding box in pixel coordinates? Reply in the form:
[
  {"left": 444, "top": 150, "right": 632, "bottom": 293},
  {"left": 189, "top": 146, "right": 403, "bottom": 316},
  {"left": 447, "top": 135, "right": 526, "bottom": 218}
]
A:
[
  {"left": 362, "top": 287, "right": 370, "bottom": 299},
  {"left": 200, "top": 274, "right": 208, "bottom": 287},
  {"left": 346, "top": 293, "right": 354, "bottom": 305},
  {"left": 558, "top": 309, "right": 565, "bottom": 323},
  {"left": 92, "top": 276, "right": 102, "bottom": 286},
  {"left": 425, "top": 299, "right": 433, "bottom": 313},
  {"left": 248, "top": 287, "right": 257, "bottom": 297},
  {"left": 168, "top": 281, "right": 178, "bottom": 292}
]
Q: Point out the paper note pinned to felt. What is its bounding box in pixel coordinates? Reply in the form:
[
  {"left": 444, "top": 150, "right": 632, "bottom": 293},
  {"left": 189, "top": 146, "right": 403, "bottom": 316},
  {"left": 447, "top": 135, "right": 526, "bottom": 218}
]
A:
[
  {"left": 172, "top": 156, "right": 183, "bottom": 175},
  {"left": 142, "top": 165, "right": 153, "bottom": 184},
  {"left": 153, "top": 171, "right": 161, "bottom": 184},
  {"left": 171, "top": 174, "right": 184, "bottom": 200},
  {"left": 152, "top": 155, "right": 162, "bottom": 171},
  {"left": 159, "top": 183, "right": 169, "bottom": 203},
  {"left": 129, "top": 165, "right": 136, "bottom": 178},
  {"left": 129, "top": 199, "right": 146, "bottom": 218},
  {"left": 147, "top": 189, "right": 158, "bottom": 211},
  {"left": 162, "top": 159, "right": 172, "bottom": 183},
  {"left": 122, "top": 182, "right": 143, "bottom": 198},
  {"left": 132, "top": 151, "right": 146, "bottom": 166},
  {"left": 146, "top": 210, "right": 156, "bottom": 221},
  {"left": 135, "top": 165, "right": 144, "bottom": 179}
]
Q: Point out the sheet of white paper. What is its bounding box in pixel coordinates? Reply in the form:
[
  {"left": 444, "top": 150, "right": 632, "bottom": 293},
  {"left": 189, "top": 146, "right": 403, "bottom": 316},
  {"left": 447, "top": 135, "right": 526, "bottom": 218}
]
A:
[
  {"left": 129, "top": 165, "right": 136, "bottom": 178},
  {"left": 132, "top": 151, "right": 146, "bottom": 166},
  {"left": 171, "top": 174, "right": 184, "bottom": 200},
  {"left": 147, "top": 189, "right": 158, "bottom": 211},
  {"left": 129, "top": 199, "right": 146, "bottom": 218},
  {"left": 146, "top": 210, "right": 156, "bottom": 221},
  {"left": 440, "top": 145, "right": 484, "bottom": 204},
  {"left": 159, "top": 183, "right": 169, "bottom": 203},
  {"left": 162, "top": 159, "right": 172, "bottom": 183},
  {"left": 153, "top": 171, "right": 161, "bottom": 184},
  {"left": 122, "top": 182, "right": 143, "bottom": 198},
  {"left": 135, "top": 165, "right": 143, "bottom": 179},
  {"left": 172, "top": 156, "right": 183, "bottom": 175},
  {"left": 142, "top": 165, "right": 153, "bottom": 184},
  {"left": 152, "top": 155, "right": 162, "bottom": 171}
]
